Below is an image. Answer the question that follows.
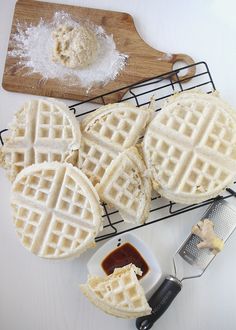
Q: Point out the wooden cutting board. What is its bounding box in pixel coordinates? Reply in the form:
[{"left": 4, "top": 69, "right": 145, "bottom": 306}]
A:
[{"left": 2, "top": 0, "right": 196, "bottom": 103}]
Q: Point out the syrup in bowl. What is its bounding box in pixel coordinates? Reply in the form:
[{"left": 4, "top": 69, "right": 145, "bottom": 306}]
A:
[{"left": 101, "top": 242, "right": 149, "bottom": 280}]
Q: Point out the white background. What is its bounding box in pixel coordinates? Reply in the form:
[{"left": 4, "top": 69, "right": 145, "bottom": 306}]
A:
[{"left": 1, "top": 1, "right": 236, "bottom": 330}]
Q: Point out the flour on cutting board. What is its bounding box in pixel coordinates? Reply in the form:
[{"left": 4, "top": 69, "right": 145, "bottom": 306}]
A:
[{"left": 8, "top": 11, "right": 128, "bottom": 90}]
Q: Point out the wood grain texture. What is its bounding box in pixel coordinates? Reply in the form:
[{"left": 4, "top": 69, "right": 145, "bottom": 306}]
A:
[{"left": 2, "top": 0, "right": 195, "bottom": 103}]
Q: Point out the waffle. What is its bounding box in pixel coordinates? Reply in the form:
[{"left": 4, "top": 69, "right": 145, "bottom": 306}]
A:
[
  {"left": 80, "top": 264, "right": 151, "bottom": 318},
  {"left": 0, "top": 99, "right": 81, "bottom": 182},
  {"left": 67, "top": 101, "right": 154, "bottom": 187},
  {"left": 77, "top": 136, "right": 117, "bottom": 187},
  {"left": 11, "top": 162, "right": 102, "bottom": 259},
  {"left": 96, "top": 147, "right": 151, "bottom": 224},
  {"left": 169, "top": 90, "right": 236, "bottom": 122},
  {"left": 143, "top": 91, "right": 236, "bottom": 204}
]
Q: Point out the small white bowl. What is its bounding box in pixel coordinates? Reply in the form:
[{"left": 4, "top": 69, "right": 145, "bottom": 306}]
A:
[{"left": 87, "top": 233, "right": 162, "bottom": 294}]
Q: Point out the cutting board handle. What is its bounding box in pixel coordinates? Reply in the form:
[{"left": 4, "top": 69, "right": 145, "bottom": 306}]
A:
[
  {"left": 122, "top": 12, "right": 196, "bottom": 84},
  {"left": 169, "top": 53, "right": 196, "bottom": 81}
]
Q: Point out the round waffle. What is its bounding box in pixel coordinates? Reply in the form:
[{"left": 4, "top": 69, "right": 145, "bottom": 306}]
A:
[
  {"left": 11, "top": 162, "right": 102, "bottom": 259},
  {"left": 0, "top": 99, "right": 81, "bottom": 182},
  {"left": 143, "top": 91, "right": 236, "bottom": 204}
]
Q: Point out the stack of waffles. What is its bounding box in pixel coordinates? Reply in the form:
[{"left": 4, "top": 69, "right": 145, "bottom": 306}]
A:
[
  {"left": 1, "top": 91, "right": 236, "bottom": 319},
  {"left": 1, "top": 91, "right": 236, "bottom": 260},
  {"left": 0, "top": 99, "right": 154, "bottom": 259}
]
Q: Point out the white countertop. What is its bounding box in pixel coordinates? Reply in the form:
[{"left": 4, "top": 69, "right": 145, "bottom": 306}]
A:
[{"left": 1, "top": 1, "right": 236, "bottom": 330}]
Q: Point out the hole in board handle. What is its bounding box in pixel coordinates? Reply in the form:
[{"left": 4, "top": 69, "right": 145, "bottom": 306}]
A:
[{"left": 170, "top": 54, "right": 196, "bottom": 81}]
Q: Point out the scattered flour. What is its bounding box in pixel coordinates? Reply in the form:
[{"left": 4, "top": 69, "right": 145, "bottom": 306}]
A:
[{"left": 8, "top": 11, "right": 128, "bottom": 90}]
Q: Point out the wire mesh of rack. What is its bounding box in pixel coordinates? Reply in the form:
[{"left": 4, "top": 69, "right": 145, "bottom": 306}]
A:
[{"left": 0, "top": 61, "right": 235, "bottom": 242}]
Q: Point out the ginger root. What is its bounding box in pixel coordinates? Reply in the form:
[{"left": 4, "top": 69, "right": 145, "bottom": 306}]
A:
[{"left": 192, "top": 219, "right": 224, "bottom": 255}]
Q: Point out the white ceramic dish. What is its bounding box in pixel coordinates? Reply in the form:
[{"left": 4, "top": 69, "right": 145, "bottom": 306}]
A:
[{"left": 87, "top": 233, "right": 162, "bottom": 294}]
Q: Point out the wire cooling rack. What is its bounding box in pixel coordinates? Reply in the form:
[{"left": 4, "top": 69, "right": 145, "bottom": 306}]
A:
[{"left": 1, "top": 61, "right": 236, "bottom": 242}]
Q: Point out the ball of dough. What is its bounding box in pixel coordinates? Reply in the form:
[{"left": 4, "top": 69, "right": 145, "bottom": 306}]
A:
[{"left": 52, "top": 24, "right": 99, "bottom": 69}]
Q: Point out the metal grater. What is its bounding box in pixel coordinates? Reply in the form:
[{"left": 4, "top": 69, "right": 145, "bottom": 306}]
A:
[
  {"left": 175, "top": 198, "right": 236, "bottom": 280},
  {"left": 136, "top": 198, "right": 236, "bottom": 330}
]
